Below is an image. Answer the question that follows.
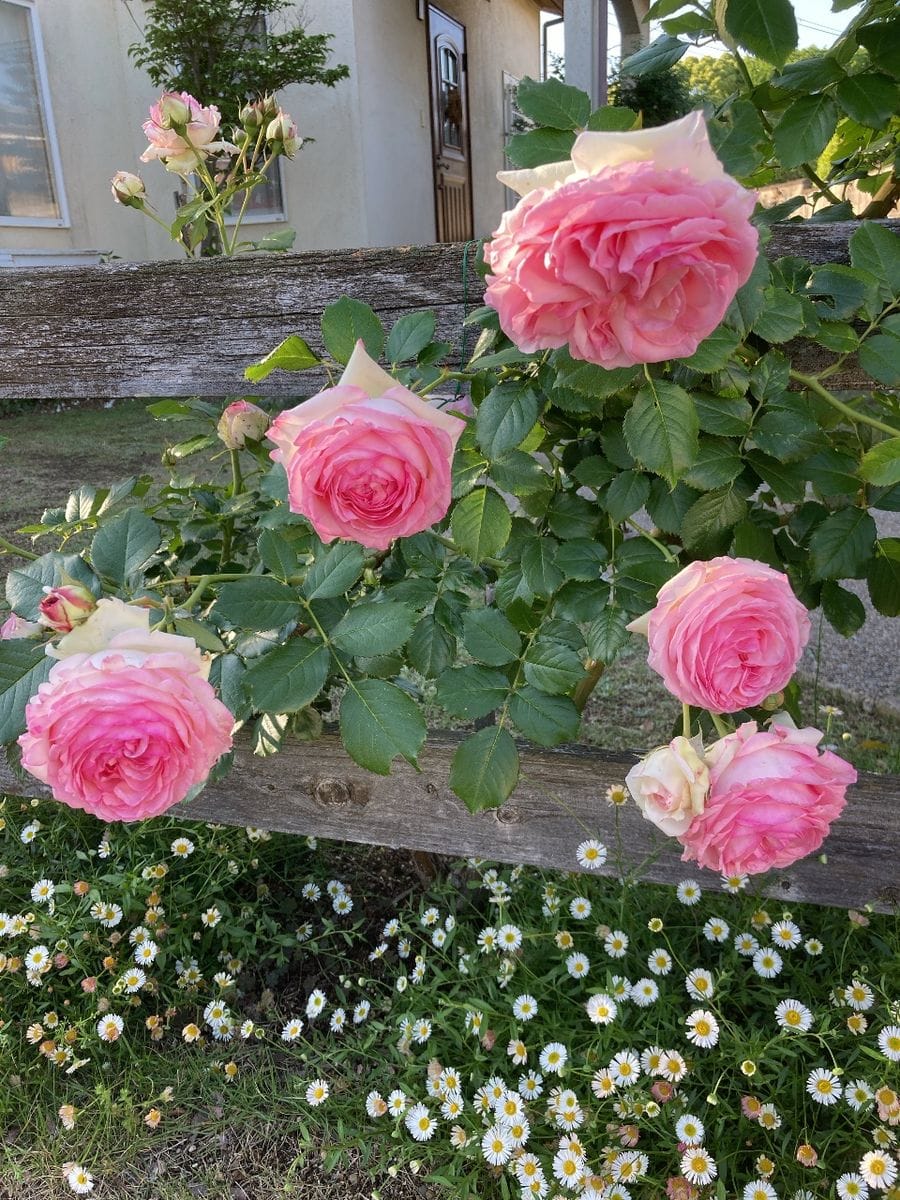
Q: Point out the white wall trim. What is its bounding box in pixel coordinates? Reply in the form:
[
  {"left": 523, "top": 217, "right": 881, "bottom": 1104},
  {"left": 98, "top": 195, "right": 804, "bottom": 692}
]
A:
[{"left": 0, "top": 0, "right": 71, "bottom": 228}]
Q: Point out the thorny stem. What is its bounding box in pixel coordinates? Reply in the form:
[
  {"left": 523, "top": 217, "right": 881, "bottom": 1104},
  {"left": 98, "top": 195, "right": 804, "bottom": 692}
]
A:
[
  {"left": 682, "top": 703, "right": 692, "bottom": 740},
  {"left": 572, "top": 660, "right": 605, "bottom": 713},
  {"left": 790, "top": 370, "right": 900, "bottom": 438},
  {"left": 0, "top": 535, "right": 38, "bottom": 560},
  {"left": 625, "top": 517, "right": 677, "bottom": 563}
]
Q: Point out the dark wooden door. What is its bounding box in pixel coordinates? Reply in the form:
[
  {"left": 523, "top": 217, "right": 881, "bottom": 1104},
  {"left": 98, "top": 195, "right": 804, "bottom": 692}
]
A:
[{"left": 427, "top": 6, "right": 473, "bottom": 242}]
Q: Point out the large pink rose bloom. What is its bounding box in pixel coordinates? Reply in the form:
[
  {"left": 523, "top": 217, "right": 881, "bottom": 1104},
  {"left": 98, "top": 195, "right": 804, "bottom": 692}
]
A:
[
  {"left": 18, "top": 599, "right": 233, "bottom": 822},
  {"left": 484, "top": 113, "right": 757, "bottom": 368},
  {"left": 141, "top": 91, "right": 236, "bottom": 174},
  {"left": 630, "top": 557, "right": 811, "bottom": 713},
  {"left": 268, "top": 341, "right": 465, "bottom": 550},
  {"left": 678, "top": 721, "right": 856, "bottom": 875}
]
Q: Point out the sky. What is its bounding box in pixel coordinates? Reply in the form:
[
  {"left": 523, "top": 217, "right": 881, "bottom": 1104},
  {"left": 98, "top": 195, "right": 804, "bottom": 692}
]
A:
[{"left": 542, "top": 1, "right": 863, "bottom": 67}]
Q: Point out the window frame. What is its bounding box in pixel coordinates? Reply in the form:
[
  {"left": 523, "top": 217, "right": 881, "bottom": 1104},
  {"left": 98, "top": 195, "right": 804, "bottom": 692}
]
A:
[
  {"left": 223, "top": 156, "right": 287, "bottom": 226},
  {"left": 0, "top": 0, "right": 70, "bottom": 227}
]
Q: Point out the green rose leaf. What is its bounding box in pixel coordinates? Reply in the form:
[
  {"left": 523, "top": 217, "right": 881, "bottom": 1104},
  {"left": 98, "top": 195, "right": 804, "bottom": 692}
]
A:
[
  {"left": 504, "top": 127, "right": 576, "bottom": 169},
  {"left": 681, "top": 486, "right": 747, "bottom": 553},
  {"left": 301, "top": 542, "right": 366, "bottom": 600},
  {"left": 515, "top": 76, "right": 591, "bottom": 131},
  {"left": 586, "top": 606, "right": 629, "bottom": 665},
  {"left": 450, "top": 488, "right": 512, "bottom": 561},
  {"left": 849, "top": 222, "right": 900, "bottom": 300},
  {"left": 604, "top": 471, "right": 651, "bottom": 523},
  {"left": 463, "top": 609, "right": 522, "bottom": 666},
  {"left": 860, "top": 438, "right": 900, "bottom": 488},
  {"left": 586, "top": 106, "right": 640, "bottom": 131},
  {"left": 521, "top": 537, "right": 564, "bottom": 598},
  {"left": 321, "top": 297, "right": 385, "bottom": 365},
  {"left": 624, "top": 380, "right": 699, "bottom": 487},
  {"left": 835, "top": 73, "right": 900, "bottom": 130},
  {"left": 858, "top": 322, "right": 900, "bottom": 388},
  {"left": 620, "top": 34, "right": 688, "bottom": 76},
  {"left": 555, "top": 539, "right": 608, "bottom": 582},
  {"left": 724, "top": 0, "right": 797, "bottom": 65},
  {"left": 808, "top": 506, "right": 877, "bottom": 580},
  {"left": 821, "top": 580, "right": 866, "bottom": 638},
  {"left": 449, "top": 725, "right": 519, "bottom": 813},
  {"left": 772, "top": 95, "right": 839, "bottom": 169},
  {"left": 215, "top": 577, "right": 300, "bottom": 631},
  {"left": 523, "top": 640, "right": 585, "bottom": 696},
  {"left": 257, "top": 529, "right": 300, "bottom": 580},
  {"left": 868, "top": 538, "right": 900, "bottom": 617},
  {"left": 407, "top": 616, "right": 455, "bottom": 678},
  {"left": 339, "top": 679, "right": 426, "bottom": 774},
  {"left": 91, "top": 509, "right": 160, "bottom": 586},
  {"left": 386, "top": 311, "right": 436, "bottom": 364},
  {"left": 0, "top": 640, "right": 54, "bottom": 744},
  {"left": 436, "top": 665, "right": 510, "bottom": 719},
  {"left": 509, "top": 686, "right": 580, "bottom": 747},
  {"left": 243, "top": 639, "right": 330, "bottom": 713},
  {"left": 476, "top": 383, "right": 543, "bottom": 460},
  {"left": 331, "top": 601, "right": 416, "bottom": 657},
  {"left": 244, "top": 335, "right": 320, "bottom": 382}
]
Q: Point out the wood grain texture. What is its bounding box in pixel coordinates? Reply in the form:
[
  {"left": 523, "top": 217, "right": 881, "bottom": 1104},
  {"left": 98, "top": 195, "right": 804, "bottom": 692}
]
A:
[
  {"left": 2, "top": 733, "right": 897, "bottom": 912},
  {"left": 2, "top": 222, "right": 896, "bottom": 400}
]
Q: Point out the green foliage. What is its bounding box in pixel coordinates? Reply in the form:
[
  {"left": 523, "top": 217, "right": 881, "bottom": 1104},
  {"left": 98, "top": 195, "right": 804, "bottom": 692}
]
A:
[{"left": 127, "top": 0, "right": 349, "bottom": 125}]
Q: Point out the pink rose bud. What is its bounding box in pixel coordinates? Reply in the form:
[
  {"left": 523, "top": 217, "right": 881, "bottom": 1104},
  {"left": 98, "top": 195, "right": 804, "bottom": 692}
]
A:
[
  {"left": 625, "top": 735, "right": 709, "bottom": 837},
  {"left": 1, "top": 614, "right": 43, "bottom": 640},
  {"left": 677, "top": 721, "right": 856, "bottom": 876},
  {"left": 265, "top": 109, "right": 301, "bottom": 157},
  {"left": 217, "top": 400, "right": 269, "bottom": 449},
  {"left": 239, "top": 97, "right": 277, "bottom": 130},
  {"left": 484, "top": 111, "right": 758, "bottom": 368},
  {"left": 157, "top": 92, "right": 192, "bottom": 127},
  {"left": 629, "top": 557, "right": 811, "bottom": 714},
  {"left": 268, "top": 341, "right": 465, "bottom": 550},
  {"left": 37, "top": 584, "right": 96, "bottom": 634},
  {"left": 110, "top": 170, "right": 146, "bottom": 207}
]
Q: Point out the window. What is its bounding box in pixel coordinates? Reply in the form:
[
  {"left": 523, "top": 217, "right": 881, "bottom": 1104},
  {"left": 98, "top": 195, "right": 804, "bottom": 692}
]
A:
[
  {"left": 502, "top": 72, "right": 524, "bottom": 210},
  {"left": 0, "top": 0, "right": 68, "bottom": 225},
  {"left": 226, "top": 158, "right": 286, "bottom": 225}
]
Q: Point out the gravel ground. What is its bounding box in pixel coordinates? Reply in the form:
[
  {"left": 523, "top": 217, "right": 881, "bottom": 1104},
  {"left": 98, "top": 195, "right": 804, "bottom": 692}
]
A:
[{"left": 800, "top": 511, "right": 900, "bottom": 714}]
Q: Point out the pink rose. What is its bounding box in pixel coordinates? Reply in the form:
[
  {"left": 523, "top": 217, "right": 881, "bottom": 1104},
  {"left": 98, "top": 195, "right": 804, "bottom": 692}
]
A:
[
  {"left": 37, "top": 584, "right": 96, "bottom": 634},
  {"left": 268, "top": 340, "right": 465, "bottom": 550},
  {"left": 265, "top": 109, "right": 302, "bottom": 157},
  {"left": 1, "top": 614, "right": 42, "bottom": 639},
  {"left": 140, "top": 91, "right": 237, "bottom": 174},
  {"left": 110, "top": 170, "right": 146, "bottom": 207},
  {"left": 625, "top": 735, "right": 709, "bottom": 836},
  {"left": 484, "top": 112, "right": 757, "bottom": 367},
  {"left": 19, "top": 599, "right": 233, "bottom": 822},
  {"left": 629, "top": 557, "right": 810, "bottom": 713},
  {"left": 677, "top": 720, "right": 856, "bottom": 876},
  {"left": 217, "top": 400, "right": 269, "bottom": 449}
]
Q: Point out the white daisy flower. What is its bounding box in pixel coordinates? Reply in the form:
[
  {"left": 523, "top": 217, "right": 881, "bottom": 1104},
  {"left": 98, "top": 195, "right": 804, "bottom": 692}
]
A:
[
  {"left": 301, "top": 882, "right": 321, "bottom": 901},
  {"left": 569, "top": 896, "right": 592, "bottom": 920},
  {"left": 676, "top": 879, "right": 702, "bottom": 905},
  {"left": 97, "top": 1014, "right": 124, "bottom": 1043},
  {"left": 685, "top": 1010, "right": 719, "bottom": 1049},
  {"left": 859, "top": 1151, "right": 897, "bottom": 1190},
  {"left": 305, "top": 1079, "right": 329, "bottom": 1106},
  {"left": 685, "top": 968, "right": 715, "bottom": 1001},
  {"left": 647, "top": 948, "right": 673, "bottom": 976},
  {"left": 281, "top": 1017, "right": 304, "bottom": 1042},
  {"left": 603, "top": 930, "right": 628, "bottom": 958},
  {"left": 775, "top": 998, "right": 813, "bottom": 1032},
  {"left": 836, "top": 1173, "right": 870, "bottom": 1200},
  {"left": 420, "top": 906, "right": 439, "bottom": 927},
  {"left": 806, "top": 1067, "right": 842, "bottom": 1105},
  {"left": 498, "top": 924, "right": 523, "bottom": 951},
  {"left": 658, "top": 1050, "right": 687, "bottom": 1082},
  {"left": 332, "top": 893, "right": 353, "bottom": 915},
  {"left": 757, "top": 1102, "right": 781, "bottom": 1130},
  {"left": 804, "top": 937, "right": 824, "bottom": 955},
  {"left": 586, "top": 993, "right": 617, "bottom": 1025},
  {"left": 518, "top": 1072, "right": 543, "bottom": 1099},
  {"left": 121, "top": 968, "right": 146, "bottom": 994},
  {"left": 609, "top": 1050, "right": 640, "bottom": 1085},
  {"left": 387, "top": 1089, "right": 408, "bottom": 1114},
  {"left": 702, "top": 917, "right": 729, "bottom": 943},
  {"left": 405, "top": 1103, "right": 436, "bottom": 1142},
  {"left": 771, "top": 919, "right": 801, "bottom": 949},
  {"left": 640, "top": 1046, "right": 663, "bottom": 1075},
  {"left": 514, "top": 1152, "right": 544, "bottom": 1187},
  {"left": 382, "top": 918, "right": 400, "bottom": 938},
  {"left": 551, "top": 1146, "right": 584, "bottom": 1190},
  {"left": 507, "top": 1039, "right": 527, "bottom": 1065},
  {"left": 877, "top": 1025, "right": 900, "bottom": 1061},
  {"left": 734, "top": 932, "right": 759, "bottom": 956},
  {"left": 365, "top": 1090, "right": 387, "bottom": 1118},
  {"left": 576, "top": 839, "right": 607, "bottom": 870},
  {"left": 65, "top": 1164, "right": 95, "bottom": 1195},
  {"left": 845, "top": 979, "right": 875, "bottom": 1011},
  {"left": 353, "top": 1000, "right": 371, "bottom": 1024},
  {"left": 752, "top": 948, "right": 783, "bottom": 978},
  {"left": 24, "top": 945, "right": 50, "bottom": 972},
  {"left": 590, "top": 1068, "right": 616, "bottom": 1099},
  {"left": 513, "top": 993, "right": 538, "bottom": 1021},
  {"left": 565, "top": 952, "right": 590, "bottom": 979},
  {"left": 329, "top": 1008, "right": 347, "bottom": 1034},
  {"left": 30, "top": 879, "right": 55, "bottom": 904},
  {"left": 630, "top": 978, "right": 659, "bottom": 1007},
  {"left": 170, "top": 837, "right": 194, "bottom": 857},
  {"left": 134, "top": 940, "right": 158, "bottom": 966},
  {"left": 539, "top": 1042, "right": 568, "bottom": 1074},
  {"left": 306, "top": 989, "right": 326, "bottom": 1019},
  {"left": 431, "top": 928, "right": 447, "bottom": 948},
  {"left": 721, "top": 873, "right": 749, "bottom": 893},
  {"left": 680, "top": 1146, "right": 717, "bottom": 1185},
  {"left": 20, "top": 820, "right": 41, "bottom": 844},
  {"left": 676, "top": 1114, "right": 705, "bottom": 1144},
  {"left": 743, "top": 1182, "right": 778, "bottom": 1200},
  {"left": 481, "top": 1123, "right": 513, "bottom": 1166}
]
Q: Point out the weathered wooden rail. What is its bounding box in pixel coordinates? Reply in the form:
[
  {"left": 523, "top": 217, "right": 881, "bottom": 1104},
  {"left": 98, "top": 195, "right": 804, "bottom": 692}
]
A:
[{"left": 1, "top": 225, "right": 898, "bottom": 911}]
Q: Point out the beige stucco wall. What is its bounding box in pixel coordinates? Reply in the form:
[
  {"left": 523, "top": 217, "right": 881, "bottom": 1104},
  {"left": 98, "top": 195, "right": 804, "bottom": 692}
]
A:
[{"left": 0, "top": 0, "right": 540, "bottom": 261}]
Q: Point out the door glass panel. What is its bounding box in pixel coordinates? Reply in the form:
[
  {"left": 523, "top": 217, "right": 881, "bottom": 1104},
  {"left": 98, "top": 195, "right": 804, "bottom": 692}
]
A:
[{"left": 439, "top": 44, "right": 462, "bottom": 150}]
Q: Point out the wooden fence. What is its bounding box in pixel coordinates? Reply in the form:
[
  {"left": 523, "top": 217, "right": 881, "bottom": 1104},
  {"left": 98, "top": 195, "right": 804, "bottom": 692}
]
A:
[{"left": 1, "top": 223, "right": 898, "bottom": 912}]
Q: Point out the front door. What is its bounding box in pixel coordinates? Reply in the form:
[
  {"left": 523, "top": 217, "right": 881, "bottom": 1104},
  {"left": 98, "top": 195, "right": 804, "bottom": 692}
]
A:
[{"left": 427, "top": 6, "right": 473, "bottom": 242}]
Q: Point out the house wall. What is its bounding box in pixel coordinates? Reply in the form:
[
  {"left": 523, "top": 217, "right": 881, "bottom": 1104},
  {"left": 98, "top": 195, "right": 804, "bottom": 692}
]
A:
[{"left": 0, "top": 0, "right": 540, "bottom": 262}]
